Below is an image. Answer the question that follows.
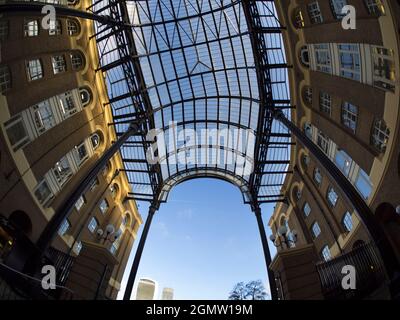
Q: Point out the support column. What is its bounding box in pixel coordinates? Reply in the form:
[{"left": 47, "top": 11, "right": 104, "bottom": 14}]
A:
[
  {"left": 254, "top": 207, "right": 279, "bottom": 300},
  {"left": 273, "top": 110, "right": 399, "bottom": 280},
  {"left": 123, "top": 205, "right": 157, "bottom": 300}
]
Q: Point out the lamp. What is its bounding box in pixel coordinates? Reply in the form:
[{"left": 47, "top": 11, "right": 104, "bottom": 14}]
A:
[
  {"left": 270, "top": 226, "right": 298, "bottom": 249},
  {"left": 96, "top": 224, "right": 118, "bottom": 244},
  {"left": 396, "top": 205, "right": 400, "bottom": 215}
]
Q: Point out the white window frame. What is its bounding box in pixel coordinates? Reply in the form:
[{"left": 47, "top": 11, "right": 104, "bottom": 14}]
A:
[
  {"left": 52, "top": 55, "right": 67, "bottom": 74},
  {"left": 26, "top": 59, "right": 43, "bottom": 81},
  {"left": 49, "top": 19, "right": 62, "bottom": 35},
  {"left": 341, "top": 102, "right": 358, "bottom": 133},
  {"left": 311, "top": 222, "right": 321, "bottom": 239},
  {"left": 58, "top": 219, "right": 70, "bottom": 236},
  {"left": 24, "top": 19, "right": 39, "bottom": 37},
  {"left": 307, "top": 2, "right": 323, "bottom": 24},
  {"left": 319, "top": 91, "right": 332, "bottom": 116},
  {"left": 75, "top": 195, "right": 85, "bottom": 211},
  {"left": 88, "top": 217, "right": 98, "bottom": 233}
]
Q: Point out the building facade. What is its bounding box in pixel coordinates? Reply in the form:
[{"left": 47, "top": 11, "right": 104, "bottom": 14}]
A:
[
  {"left": 268, "top": 0, "right": 400, "bottom": 298},
  {"left": 161, "top": 287, "right": 174, "bottom": 300},
  {"left": 0, "top": 0, "right": 142, "bottom": 299}
]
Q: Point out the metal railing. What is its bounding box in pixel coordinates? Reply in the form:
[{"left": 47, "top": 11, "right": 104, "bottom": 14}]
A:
[{"left": 316, "top": 242, "right": 387, "bottom": 299}]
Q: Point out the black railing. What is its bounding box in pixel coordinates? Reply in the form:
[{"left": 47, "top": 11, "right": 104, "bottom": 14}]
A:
[{"left": 316, "top": 242, "right": 387, "bottom": 299}]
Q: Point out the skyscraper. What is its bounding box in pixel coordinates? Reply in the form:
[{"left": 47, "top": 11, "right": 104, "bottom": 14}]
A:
[
  {"left": 136, "top": 278, "right": 157, "bottom": 300},
  {"left": 161, "top": 287, "right": 174, "bottom": 300}
]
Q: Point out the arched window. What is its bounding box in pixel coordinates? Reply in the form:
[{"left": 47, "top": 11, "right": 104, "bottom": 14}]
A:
[
  {"left": 67, "top": 0, "right": 79, "bottom": 5},
  {"left": 110, "top": 183, "right": 119, "bottom": 199},
  {"left": 300, "top": 46, "right": 310, "bottom": 67},
  {"left": 70, "top": 51, "right": 85, "bottom": 70},
  {"left": 90, "top": 133, "right": 100, "bottom": 150},
  {"left": 79, "top": 88, "right": 91, "bottom": 106},
  {"left": 67, "top": 19, "right": 80, "bottom": 36}
]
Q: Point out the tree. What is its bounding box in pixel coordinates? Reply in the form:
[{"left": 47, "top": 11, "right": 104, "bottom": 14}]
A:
[
  {"left": 245, "top": 280, "right": 268, "bottom": 300},
  {"left": 228, "top": 280, "right": 268, "bottom": 300},
  {"left": 228, "top": 282, "right": 246, "bottom": 300}
]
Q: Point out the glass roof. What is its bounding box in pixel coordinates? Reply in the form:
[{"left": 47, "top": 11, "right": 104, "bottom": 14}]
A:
[{"left": 90, "top": 0, "right": 291, "bottom": 208}]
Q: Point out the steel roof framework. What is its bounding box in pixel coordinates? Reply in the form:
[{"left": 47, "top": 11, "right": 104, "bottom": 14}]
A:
[{"left": 89, "top": 0, "right": 292, "bottom": 210}]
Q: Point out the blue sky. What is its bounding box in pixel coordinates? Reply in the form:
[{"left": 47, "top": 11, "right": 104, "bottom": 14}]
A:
[{"left": 117, "top": 178, "right": 277, "bottom": 300}]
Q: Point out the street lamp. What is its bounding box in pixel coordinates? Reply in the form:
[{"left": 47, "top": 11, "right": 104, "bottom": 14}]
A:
[
  {"left": 269, "top": 226, "right": 298, "bottom": 249},
  {"left": 96, "top": 224, "right": 121, "bottom": 244}
]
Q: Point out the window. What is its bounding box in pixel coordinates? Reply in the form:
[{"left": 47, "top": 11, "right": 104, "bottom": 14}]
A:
[
  {"left": 314, "top": 168, "right": 322, "bottom": 185},
  {"left": 24, "top": 19, "right": 39, "bottom": 37},
  {"left": 67, "top": 20, "right": 79, "bottom": 36},
  {"left": 4, "top": 115, "right": 30, "bottom": 151},
  {"left": 49, "top": 19, "right": 62, "bottom": 35},
  {"left": 338, "top": 44, "right": 361, "bottom": 81},
  {"left": 304, "top": 87, "right": 312, "bottom": 105},
  {"left": 58, "top": 91, "right": 77, "bottom": 119},
  {"left": 91, "top": 133, "right": 100, "bottom": 150},
  {"left": 32, "top": 100, "right": 55, "bottom": 134},
  {"left": 89, "top": 177, "right": 99, "bottom": 192},
  {"left": 295, "top": 189, "right": 302, "bottom": 200},
  {"left": 330, "top": 0, "right": 348, "bottom": 19},
  {"left": 74, "top": 241, "right": 82, "bottom": 255},
  {"left": 301, "top": 154, "right": 310, "bottom": 168},
  {"left": 34, "top": 179, "right": 53, "bottom": 205},
  {"left": 308, "top": 2, "right": 323, "bottom": 24},
  {"left": 122, "top": 215, "right": 129, "bottom": 227},
  {"left": 321, "top": 245, "right": 332, "bottom": 261},
  {"left": 315, "top": 44, "right": 332, "bottom": 74},
  {"left": 0, "top": 20, "right": 9, "bottom": 40},
  {"left": 79, "top": 88, "right": 91, "bottom": 106},
  {"left": 304, "top": 122, "right": 313, "bottom": 139},
  {"left": 303, "top": 202, "right": 311, "bottom": 217},
  {"left": 110, "top": 184, "right": 118, "bottom": 199},
  {"left": 88, "top": 217, "right": 98, "bottom": 233},
  {"left": 26, "top": 59, "right": 43, "bottom": 80},
  {"left": 311, "top": 222, "right": 321, "bottom": 239},
  {"left": 319, "top": 92, "right": 331, "bottom": 116},
  {"left": 0, "top": 65, "right": 11, "bottom": 93},
  {"left": 371, "top": 119, "right": 390, "bottom": 152},
  {"left": 335, "top": 149, "right": 352, "bottom": 177},
  {"left": 70, "top": 52, "right": 84, "bottom": 70},
  {"left": 99, "top": 199, "right": 109, "bottom": 214},
  {"left": 52, "top": 55, "right": 66, "bottom": 74},
  {"left": 300, "top": 46, "right": 310, "bottom": 67},
  {"left": 75, "top": 195, "right": 85, "bottom": 211},
  {"left": 341, "top": 102, "right": 358, "bottom": 133},
  {"left": 74, "top": 141, "right": 88, "bottom": 166},
  {"left": 317, "top": 130, "right": 329, "bottom": 154},
  {"left": 52, "top": 156, "right": 72, "bottom": 186},
  {"left": 327, "top": 186, "right": 339, "bottom": 207},
  {"left": 355, "top": 169, "right": 373, "bottom": 200},
  {"left": 58, "top": 219, "right": 70, "bottom": 236},
  {"left": 342, "top": 211, "right": 353, "bottom": 232},
  {"left": 364, "top": 0, "right": 385, "bottom": 15},
  {"left": 372, "top": 46, "right": 395, "bottom": 91}
]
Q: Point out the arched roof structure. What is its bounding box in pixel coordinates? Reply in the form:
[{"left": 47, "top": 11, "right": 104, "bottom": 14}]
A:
[{"left": 91, "top": 0, "right": 292, "bottom": 209}]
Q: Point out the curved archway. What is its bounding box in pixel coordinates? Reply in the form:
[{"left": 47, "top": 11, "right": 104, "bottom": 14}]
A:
[{"left": 158, "top": 168, "right": 254, "bottom": 205}]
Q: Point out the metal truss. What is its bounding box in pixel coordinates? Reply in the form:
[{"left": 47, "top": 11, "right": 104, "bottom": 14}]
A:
[{"left": 88, "top": 0, "right": 292, "bottom": 210}]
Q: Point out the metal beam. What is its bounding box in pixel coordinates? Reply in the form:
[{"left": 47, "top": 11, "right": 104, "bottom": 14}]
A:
[
  {"left": 254, "top": 207, "right": 278, "bottom": 300},
  {"left": 123, "top": 205, "right": 157, "bottom": 300}
]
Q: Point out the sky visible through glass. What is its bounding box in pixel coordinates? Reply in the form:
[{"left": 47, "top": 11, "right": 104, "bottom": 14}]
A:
[{"left": 117, "top": 178, "right": 277, "bottom": 300}]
